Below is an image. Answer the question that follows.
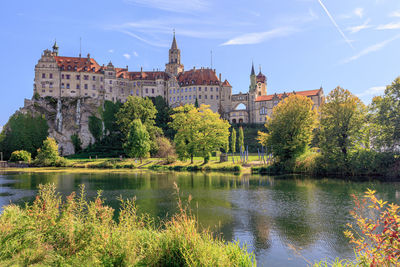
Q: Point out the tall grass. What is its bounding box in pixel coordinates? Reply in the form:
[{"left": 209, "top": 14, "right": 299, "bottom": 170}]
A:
[{"left": 0, "top": 183, "right": 255, "bottom": 266}]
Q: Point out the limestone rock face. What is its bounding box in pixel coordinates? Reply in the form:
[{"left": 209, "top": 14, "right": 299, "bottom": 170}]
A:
[{"left": 21, "top": 97, "right": 103, "bottom": 156}]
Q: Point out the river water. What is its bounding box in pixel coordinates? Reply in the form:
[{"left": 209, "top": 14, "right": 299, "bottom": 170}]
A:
[{"left": 1, "top": 170, "right": 399, "bottom": 266}]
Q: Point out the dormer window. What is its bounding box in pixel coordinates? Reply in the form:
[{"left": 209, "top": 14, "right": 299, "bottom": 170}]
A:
[
  {"left": 74, "top": 66, "right": 77, "bottom": 71},
  {"left": 67, "top": 66, "right": 71, "bottom": 70}
]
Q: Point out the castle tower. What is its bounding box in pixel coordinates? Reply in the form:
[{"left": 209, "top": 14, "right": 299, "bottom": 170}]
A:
[
  {"left": 165, "top": 32, "right": 184, "bottom": 76},
  {"left": 249, "top": 62, "right": 256, "bottom": 92},
  {"left": 256, "top": 66, "right": 267, "bottom": 96},
  {"left": 52, "top": 40, "right": 59, "bottom": 56}
]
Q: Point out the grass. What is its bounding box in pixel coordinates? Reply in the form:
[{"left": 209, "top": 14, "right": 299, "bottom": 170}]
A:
[{"left": 0, "top": 183, "right": 256, "bottom": 266}]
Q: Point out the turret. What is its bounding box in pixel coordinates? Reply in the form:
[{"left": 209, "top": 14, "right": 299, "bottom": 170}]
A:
[
  {"left": 165, "top": 31, "right": 184, "bottom": 76},
  {"left": 249, "top": 62, "right": 256, "bottom": 92},
  {"left": 52, "top": 40, "right": 59, "bottom": 56}
]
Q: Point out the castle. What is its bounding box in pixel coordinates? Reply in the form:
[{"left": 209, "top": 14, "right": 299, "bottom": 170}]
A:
[{"left": 34, "top": 33, "right": 324, "bottom": 124}]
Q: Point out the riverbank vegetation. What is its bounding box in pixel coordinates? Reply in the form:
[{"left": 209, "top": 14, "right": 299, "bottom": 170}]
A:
[{"left": 0, "top": 184, "right": 255, "bottom": 266}]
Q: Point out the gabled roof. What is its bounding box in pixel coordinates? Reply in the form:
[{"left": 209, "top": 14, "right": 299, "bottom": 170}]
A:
[
  {"left": 177, "top": 68, "right": 220, "bottom": 86},
  {"left": 55, "top": 56, "right": 102, "bottom": 73},
  {"left": 255, "top": 89, "right": 322, "bottom": 102},
  {"left": 115, "top": 68, "right": 169, "bottom": 81},
  {"left": 222, "top": 79, "right": 231, "bottom": 87}
]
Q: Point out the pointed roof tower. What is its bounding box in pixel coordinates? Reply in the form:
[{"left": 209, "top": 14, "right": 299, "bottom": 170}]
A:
[
  {"left": 251, "top": 61, "right": 255, "bottom": 76},
  {"left": 171, "top": 29, "right": 178, "bottom": 49}
]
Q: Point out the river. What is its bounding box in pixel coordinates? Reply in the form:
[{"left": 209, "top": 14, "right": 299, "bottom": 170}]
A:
[{"left": 1, "top": 170, "right": 399, "bottom": 266}]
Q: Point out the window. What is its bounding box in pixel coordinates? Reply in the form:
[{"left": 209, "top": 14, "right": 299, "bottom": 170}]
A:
[
  {"left": 85, "top": 93, "right": 88, "bottom": 96},
  {"left": 61, "top": 74, "right": 64, "bottom": 79},
  {"left": 66, "top": 84, "right": 70, "bottom": 89},
  {"left": 185, "top": 96, "right": 187, "bottom": 100},
  {"left": 181, "top": 96, "right": 183, "bottom": 100},
  {"left": 92, "top": 76, "right": 96, "bottom": 81},
  {"left": 189, "top": 88, "right": 192, "bottom": 92},
  {"left": 100, "top": 77, "right": 103, "bottom": 82},
  {"left": 49, "top": 90, "right": 53, "bottom": 93},
  {"left": 146, "top": 88, "right": 148, "bottom": 94},
  {"left": 173, "top": 97, "right": 176, "bottom": 101},
  {"left": 216, "top": 95, "right": 219, "bottom": 100},
  {"left": 109, "top": 80, "right": 112, "bottom": 84},
  {"left": 199, "top": 87, "right": 201, "bottom": 92},
  {"left": 42, "top": 90, "right": 45, "bottom": 92},
  {"left": 49, "top": 82, "right": 53, "bottom": 88},
  {"left": 76, "top": 84, "right": 80, "bottom": 89},
  {"left": 185, "top": 88, "right": 187, "bottom": 92},
  {"left": 84, "top": 84, "right": 88, "bottom": 89},
  {"left": 170, "top": 97, "right": 172, "bottom": 102},
  {"left": 100, "top": 85, "right": 103, "bottom": 90},
  {"left": 76, "top": 75, "right": 80, "bottom": 80},
  {"left": 216, "top": 88, "right": 219, "bottom": 92},
  {"left": 210, "top": 87, "right": 213, "bottom": 92},
  {"left": 205, "top": 95, "right": 207, "bottom": 99},
  {"left": 173, "top": 89, "right": 176, "bottom": 94},
  {"left": 42, "top": 73, "right": 46, "bottom": 78},
  {"left": 152, "top": 88, "right": 154, "bottom": 94},
  {"left": 84, "top": 75, "right": 89, "bottom": 80},
  {"left": 42, "top": 84, "right": 45, "bottom": 88},
  {"left": 66, "top": 75, "right": 70, "bottom": 80},
  {"left": 110, "top": 87, "right": 112, "bottom": 92},
  {"left": 210, "top": 95, "right": 213, "bottom": 99},
  {"left": 92, "top": 85, "right": 96, "bottom": 90},
  {"left": 193, "top": 95, "right": 196, "bottom": 99},
  {"left": 205, "top": 87, "right": 207, "bottom": 92},
  {"left": 49, "top": 73, "right": 53, "bottom": 79},
  {"left": 189, "top": 96, "right": 191, "bottom": 100},
  {"left": 61, "top": 83, "right": 65, "bottom": 89},
  {"left": 199, "top": 95, "right": 202, "bottom": 99},
  {"left": 194, "top": 87, "right": 196, "bottom": 91},
  {"left": 136, "top": 89, "right": 139, "bottom": 96},
  {"left": 169, "top": 89, "right": 172, "bottom": 94}
]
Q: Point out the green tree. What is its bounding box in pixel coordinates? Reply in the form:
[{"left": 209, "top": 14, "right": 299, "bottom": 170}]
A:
[
  {"left": 194, "top": 97, "right": 199, "bottom": 108},
  {"left": 71, "top": 134, "right": 82, "bottom": 153},
  {"left": 123, "top": 120, "right": 151, "bottom": 163},
  {"left": 369, "top": 77, "right": 400, "bottom": 152},
  {"left": 231, "top": 128, "right": 237, "bottom": 153},
  {"left": 116, "top": 96, "right": 161, "bottom": 154},
  {"left": 170, "top": 104, "right": 230, "bottom": 164},
  {"left": 0, "top": 112, "right": 48, "bottom": 159},
  {"left": 102, "top": 100, "right": 122, "bottom": 135},
  {"left": 9, "top": 150, "right": 31, "bottom": 163},
  {"left": 88, "top": 115, "right": 103, "bottom": 143},
  {"left": 150, "top": 96, "right": 174, "bottom": 139},
  {"left": 258, "top": 94, "right": 317, "bottom": 162},
  {"left": 35, "top": 137, "right": 61, "bottom": 166},
  {"left": 319, "top": 87, "right": 366, "bottom": 168},
  {"left": 238, "top": 127, "right": 244, "bottom": 152}
]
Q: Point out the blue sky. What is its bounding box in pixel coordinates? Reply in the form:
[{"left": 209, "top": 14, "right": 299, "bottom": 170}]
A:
[{"left": 1, "top": 0, "right": 400, "bottom": 127}]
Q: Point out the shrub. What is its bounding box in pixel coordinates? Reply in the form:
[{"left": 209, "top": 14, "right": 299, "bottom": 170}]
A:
[
  {"left": 34, "top": 137, "right": 65, "bottom": 167},
  {"left": 156, "top": 136, "right": 176, "bottom": 159},
  {"left": 9, "top": 150, "right": 31, "bottom": 163},
  {"left": 71, "top": 134, "right": 82, "bottom": 153},
  {"left": 0, "top": 184, "right": 256, "bottom": 266}
]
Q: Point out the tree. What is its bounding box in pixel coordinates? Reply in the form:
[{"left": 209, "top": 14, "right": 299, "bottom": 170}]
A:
[
  {"left": 369, "top": 77, "right": 400, "bottom": 152},
  {"left": 88, "top": 115, "right": 103, "bottom": 143},
  {"left": 238, "top": 126, "right": 244, "bottom": 152},
  {"left": 116, "top": 96, "right": 161, "bottom": 154},
  {"left": 0, "top": 112, "right": 48, "bottom": 159},
  {"left": 231, "top": 128, "right": 237, "bottom": 153},
  {"left": 9, "top": 150, "right": 31, "bottom": 163},
  {"left": 102, "top": 100, "right": 122, "bottom": 135},
  {"left": 123, "top": 120, "right": 151, "bottom": 163},
  {"left": 258, "top": 94, "right": 317, "bottom": 162},
  {"left": 194, "top": 97, "right": 199, "bottom": 108},
  {"left": 150, "top": 96, "right": 174, "bottom": 139},
  {"left": 35, "top": 137, "right": 61, "bottom": 166},
  {"left": 155, "top": 136, "right": 176, "bottom": 159},
  {"left": 319, "top": 87, "right": 366, "bottom": 167},
  {"left": 170, "top": 104, "right": 230, "bottom": 164},
  {"left": 71, "top": 134, "right": 82, "bottom": 153}
]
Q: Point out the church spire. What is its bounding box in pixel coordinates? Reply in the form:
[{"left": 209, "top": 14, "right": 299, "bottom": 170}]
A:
[
  {"left": 171, "top": 29, "right": 178, "bottom": 49},
  {"left": 251, "top": 61, "right": 255, "bottom": 76}
]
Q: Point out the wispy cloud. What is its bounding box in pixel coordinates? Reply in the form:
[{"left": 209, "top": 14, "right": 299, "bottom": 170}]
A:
[
  {"left": 376, "top": 21, "right": 400, "bottom": 30},
  {"left": 133, "top": 51, "right": 139, "bottom": 57},
  {"left": 354, "top": 8, "right": 364, "bottom": 18},
  {"left": 108, "top": 49, "right": 114, "bottom": 53},
  {"left": 389, "top": 10, "right": 400, "bottom": 17},
  {"left": 124, "top": 0, "right": 209, "bottom": 13},
  {"left": 357, "top": 86, "right": 385, "bottom": 98},
  {"left": 220, "top": 27, "right": 297, "bottom": 46},
  {"left": 317, "top": 0, "right": 354, "bottom": 49},
  {"left": 119, "top": 29, "right": 169, "bottom": 47},
  {"left": 347, "top": 19, "right": 372, "bottom": 34},
  {"left": 123, "top": 53, "right": 131, "bottom": 59},
  {"left": 342, "top": 34, "right": 400, "bottom": 64}
]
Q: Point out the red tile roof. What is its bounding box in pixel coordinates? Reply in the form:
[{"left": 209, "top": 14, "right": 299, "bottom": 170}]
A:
[
  {"left": 222, "top": 79, "right": 231, "bottom": 87},
  {"left": 255, "top": 89, "right": 322, "bottom": 102},
  {"left": 256, "top": 72, "right": 266, "bottom": 83},
  {"left": 178, "top": 68, "right": 220, "bottom": 86},
  {"left": 114, "top": 68, "right": 169, "bottom": 80},
  {"left": 55, "top": 56, "right": 102, "bottom": 73}
]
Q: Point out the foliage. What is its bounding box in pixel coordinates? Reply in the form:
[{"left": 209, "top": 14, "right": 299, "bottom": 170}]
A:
[
  {"left": 369, "top": 77, "right": 400, "bottom": 152},
  {"left": 0, "top": 184, "right": 255, "bottom": 266},
  {"left": 9, "top": 150, "right": 31, "bottom": 163},
  {"left": 170, "top": 104, "right": 230, "bottom": 164},
  {"left": 35, "top": 137, "right": 65, "bottom": 167},
  {"left": 102, "top": 100, "right": 122, "bottom": 135},
  {"left": 258, "top": 94, "right": 317, "bottom": 162},
  {"left": 0, "top": 112, "right": 48, "bottom": 159},
  {"left": 88, "top": 115, "right": 103, "bottom": 143},
  {"left": 238, "top": 126, "right": 244, "bottom": 152},
  {"left": 319, "top": 87, "right": 366, "bottom": 170},
  {"left": 116, "top": 96, "right": 162, "bottom": 155},
  {"left": 231, "top": 128, "right": 236, "bottom": 153},
  {"left": 123, "top": 120, "right": 151, "bottom": 162},
  {"left": 150, "top": 96, "right": 175, "bottom": 140},
  {"left": 344, "top": 189, "right": 400, "bottom": 266},
  {"left": 33, "top": 92, "right": 40, "bottom": 100},
  {"left": 155, "top": 136, "right": 176, "bottom": 160},
  {"left": 70, "top": 134, "right": 82, "bottom": 153},
  {"left": 230, "top": 124, "right": 266, "bottom": 153}
]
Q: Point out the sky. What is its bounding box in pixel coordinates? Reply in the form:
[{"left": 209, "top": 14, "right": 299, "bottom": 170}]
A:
[{"left": 1, "top": 0, "right": 400, "bottom": 127}]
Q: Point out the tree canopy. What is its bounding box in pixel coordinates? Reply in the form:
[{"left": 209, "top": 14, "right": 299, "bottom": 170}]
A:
[
  {"left": 123, "top": 119, "right": 151, "bottom": 162},
  {"left": 319, "top": 87, "right": 366, "bottom": 166},
  {"left": 258, "top": 94, "right": 317, "bottom": 162},
  {"left": 170, "top": 104, "right": 230, "bottom": 163}
]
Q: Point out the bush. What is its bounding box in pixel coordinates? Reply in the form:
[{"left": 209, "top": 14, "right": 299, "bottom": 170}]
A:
[
  {"left": 156, "top": 136, "right": 176, "bottom": 159},
  {"left": 0, "top": 184, "right": 256, "bottom": 266},
  {"left": 9, "top": 150, "right": 31, "bottom": 163},
  {"left": 71, "top": 134, "right": 82, "bottom": 153},
  {"left": 34, "top": 137, "right": 66, "bottom": 167}
]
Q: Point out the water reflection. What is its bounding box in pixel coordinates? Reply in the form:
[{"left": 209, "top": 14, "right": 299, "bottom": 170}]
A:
[{"left": 0, "top": 171, "right": 399, "bottom": 267}]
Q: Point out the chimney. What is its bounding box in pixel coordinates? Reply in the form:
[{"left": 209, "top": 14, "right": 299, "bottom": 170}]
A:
[
  {"left": 141, "top": 67, "right": 143, "bottom": 72},
  {"left": 219, "top": 73, "right": 221, "bottom": 81},
  {"left": 126, "top": 65, "right": 128, "bottom": 70}
]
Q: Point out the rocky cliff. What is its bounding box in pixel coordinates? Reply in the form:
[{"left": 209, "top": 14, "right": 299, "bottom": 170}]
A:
[{"left": 20, "top": 97, "right": 103, "bottom": 155}]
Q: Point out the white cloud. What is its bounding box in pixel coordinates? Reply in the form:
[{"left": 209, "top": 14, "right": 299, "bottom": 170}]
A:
[
  {"left": 220, "top": 27, "right": 297, "bottom": 46},
  {"left": 133, "top": 51, "right": 139, "bottom": 57},
  {"left": 354, "top": 8, "right": 364, "bottom": 18},
  {"left": 123, "top": 53, "right": 131, "bottom": 59},
  {"left": 108, "top": 49, "right": 114, "bottom": 53},
  {"left": 317, "top": 0, "right": 354, "bottom": 49},
  {"left": 389, "top": 10, "right": 400, "bottom": 17},
  {"left": 376, "top": 21, "right": 400, "bottom": 30},
  {"left": 124, "top": 0, "right": 209, "bottom": 13},
  {"left": 357, "top": 86, "right": 385, "bottom": 97},
  {"left": 342, "top": 34, "right": 400, "bottom": 63},
  {"left": 347, "top": 19, "right": 372, "bottom": 34}
]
